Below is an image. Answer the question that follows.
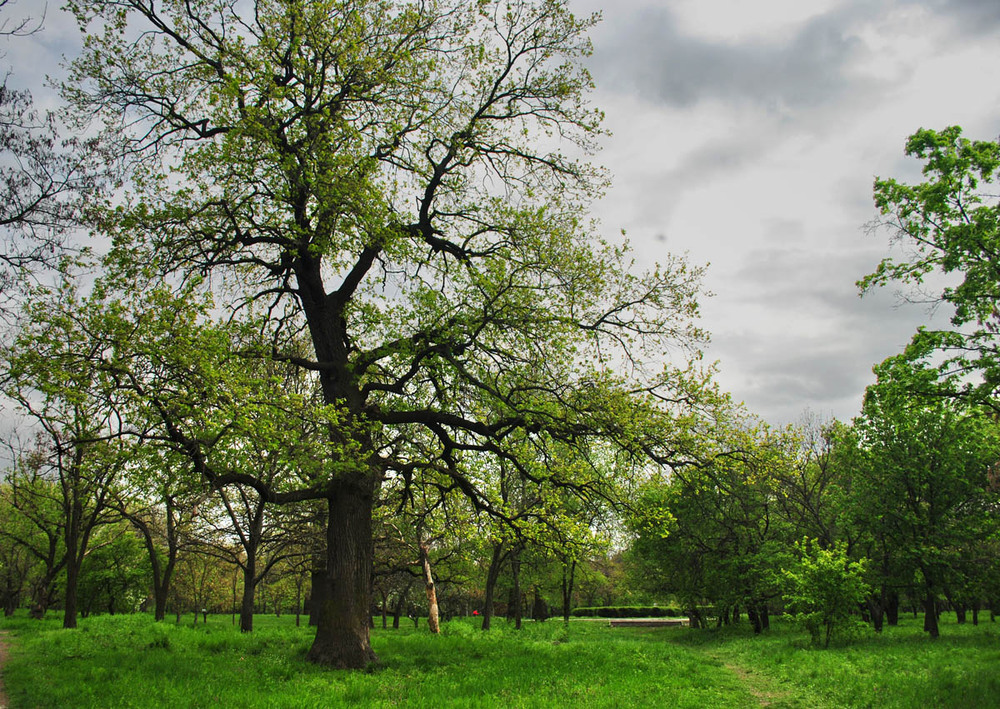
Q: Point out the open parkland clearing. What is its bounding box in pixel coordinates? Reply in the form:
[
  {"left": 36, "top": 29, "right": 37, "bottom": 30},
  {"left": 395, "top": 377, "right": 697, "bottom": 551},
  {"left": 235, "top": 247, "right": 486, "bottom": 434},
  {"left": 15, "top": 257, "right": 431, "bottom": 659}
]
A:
[{"left": 1, "top": 612, "right": 998, "bottom": 708}]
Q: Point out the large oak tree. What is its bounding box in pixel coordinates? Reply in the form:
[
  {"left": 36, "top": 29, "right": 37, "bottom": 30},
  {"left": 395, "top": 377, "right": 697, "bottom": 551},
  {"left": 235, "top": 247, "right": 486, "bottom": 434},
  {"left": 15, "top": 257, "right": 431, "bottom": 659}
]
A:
[{"left": 63, "top": 0, "right": 709, "bottom": 668}]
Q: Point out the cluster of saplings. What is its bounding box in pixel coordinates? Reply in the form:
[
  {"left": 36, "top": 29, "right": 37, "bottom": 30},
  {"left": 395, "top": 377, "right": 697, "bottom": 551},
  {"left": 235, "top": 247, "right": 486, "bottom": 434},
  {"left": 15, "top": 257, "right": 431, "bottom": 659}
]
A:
[{"left": 0, "top": 467, "right": 645, "bottom": 634}]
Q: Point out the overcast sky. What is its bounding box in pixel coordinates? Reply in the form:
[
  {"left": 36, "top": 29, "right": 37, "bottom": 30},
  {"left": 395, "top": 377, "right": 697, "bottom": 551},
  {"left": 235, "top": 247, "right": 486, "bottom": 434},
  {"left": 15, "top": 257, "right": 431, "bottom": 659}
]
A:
[
  {"left": 4, "top": 0, "right": 1000, "bottom": 429},
  {"left": 566, "top": 0, "right": 1000, "bottom": 426}
]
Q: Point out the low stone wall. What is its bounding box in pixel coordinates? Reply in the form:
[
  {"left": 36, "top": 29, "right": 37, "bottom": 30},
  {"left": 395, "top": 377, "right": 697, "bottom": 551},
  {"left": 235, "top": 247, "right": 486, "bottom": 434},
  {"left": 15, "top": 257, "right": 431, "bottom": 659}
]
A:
[{"left": 608, "top": 618, "right": 688, "bottom": 628}]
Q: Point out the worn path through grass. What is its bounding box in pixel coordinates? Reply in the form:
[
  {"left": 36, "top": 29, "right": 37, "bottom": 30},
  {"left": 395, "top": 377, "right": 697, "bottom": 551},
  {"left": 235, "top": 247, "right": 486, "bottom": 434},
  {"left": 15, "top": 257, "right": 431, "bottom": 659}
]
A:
[{"left": 718, "top": 658, "right": 792, "bottom": 708}]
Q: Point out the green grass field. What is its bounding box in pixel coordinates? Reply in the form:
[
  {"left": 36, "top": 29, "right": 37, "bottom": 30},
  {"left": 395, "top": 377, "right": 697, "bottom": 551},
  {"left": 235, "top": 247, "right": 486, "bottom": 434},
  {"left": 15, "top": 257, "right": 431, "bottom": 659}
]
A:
[{"left": 1, "top": 612, "right": 998, "bottom": 708}]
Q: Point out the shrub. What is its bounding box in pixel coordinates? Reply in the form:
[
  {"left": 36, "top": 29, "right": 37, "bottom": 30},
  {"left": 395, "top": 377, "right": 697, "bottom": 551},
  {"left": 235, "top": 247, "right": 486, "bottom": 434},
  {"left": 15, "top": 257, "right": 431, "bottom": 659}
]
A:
[{"left": 781, "top": 539, "right": 870, "bottom": 647}]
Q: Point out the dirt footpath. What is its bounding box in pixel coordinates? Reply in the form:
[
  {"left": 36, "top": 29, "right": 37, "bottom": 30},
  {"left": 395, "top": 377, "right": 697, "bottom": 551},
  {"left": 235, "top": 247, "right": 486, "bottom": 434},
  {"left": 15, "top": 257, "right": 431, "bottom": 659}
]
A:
[{"left": 0, "top": 631, "right": 9, "bottom": 709}]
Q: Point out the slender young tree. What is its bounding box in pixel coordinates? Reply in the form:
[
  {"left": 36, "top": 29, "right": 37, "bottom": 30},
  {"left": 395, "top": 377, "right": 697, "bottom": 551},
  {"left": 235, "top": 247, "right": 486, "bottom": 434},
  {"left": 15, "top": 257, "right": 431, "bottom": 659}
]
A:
[
  {"left": 114, "top": 446, "right": 208, "bottom": 623},
  {"left": 2, "top": 281, "right": 131, "bottom": 628}
]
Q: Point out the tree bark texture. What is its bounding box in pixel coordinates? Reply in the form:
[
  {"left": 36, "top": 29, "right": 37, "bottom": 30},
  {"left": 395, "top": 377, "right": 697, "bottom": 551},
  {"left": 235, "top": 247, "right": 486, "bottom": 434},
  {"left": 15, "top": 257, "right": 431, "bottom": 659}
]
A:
[
  {"left": 886, "top": 592, "right": 899, "bottom": 626},
  {"left": 240, "top": 555, "right": 257, "bottom": 633},
  {"left": 481, "top": 542, "right": 505, "bottom": 631},
  {"left": 923, "top": 592, "right": 940, "bottom": 638},
  {"left": 511, "top": 547, "right": 523, "bottom": 630},
  {"left": 306, "top": 486, "right": 378, "bottom": 668},
  {"left": 561, "top": 560, "right": 576, "bottom": 623}
]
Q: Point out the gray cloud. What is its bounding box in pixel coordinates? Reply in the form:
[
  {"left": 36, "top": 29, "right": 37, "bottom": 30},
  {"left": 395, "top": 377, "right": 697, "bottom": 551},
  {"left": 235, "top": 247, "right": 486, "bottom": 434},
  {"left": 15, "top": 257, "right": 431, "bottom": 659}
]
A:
[
  {"left": 591, "top": 2, "right": 883, "bottom": 113},
  {"left": 722, "top": 339, "right": 880, "bottom": 424},
  {"left": 912, "top": 0, "right": 1000, "bottom": 34},
  {"left": 706, "top": 240, "right": 952, "bottom": 423},
  {"left": 577, "top": 0, "right": 1000, "bottom": 425},
  {"left": 628, "top": 132, "right": 777, "bottom": 230},
  {"left": 589, "top": 0, "right": 1000, "bottom": 117}
]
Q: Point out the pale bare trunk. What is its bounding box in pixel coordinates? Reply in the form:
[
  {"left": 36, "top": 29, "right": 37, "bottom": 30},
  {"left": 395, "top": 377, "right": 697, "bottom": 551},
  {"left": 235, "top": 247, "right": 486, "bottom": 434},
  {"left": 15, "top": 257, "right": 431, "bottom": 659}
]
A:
[{"left": 420, "top": 541, "right": 440, "bottom": 634}]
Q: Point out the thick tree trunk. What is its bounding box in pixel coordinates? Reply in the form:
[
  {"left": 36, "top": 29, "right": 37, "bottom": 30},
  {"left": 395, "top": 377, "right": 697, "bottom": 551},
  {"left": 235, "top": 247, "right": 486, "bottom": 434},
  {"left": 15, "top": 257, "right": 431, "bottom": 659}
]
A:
[
  {"left": 63, "top": 561, "right": 80, "bottom": 629},
  {"left": 923, "top": 591, "right": 939, "bottom": 638},
  {"left": 481, "top": 541, "right": 505, "bottom": 631},
  {"left": 748, "top": 605, "right": 762, "bottom": 634},
  {"left": 308, "top": 567, "right": 324, "bottom": 627},
  {"left": 154, "top": 583, "right": 169, "bottom": 623},
  {"left": 531, "top": 587, "right": 547, "bottom": 621},
  {"left": 308, "top": 511, "right": 327, "bottom": 628},
  {"left": 868, "top": 596, "right": 884, "bottom": 633},
  {"left": 62, "top": 518, "right": 85, "bottom": 630},
  {"left": 687, "top": 606, "right": 704, "bottom": 629},
  {"left": 306, "top": 486, "right": 378, "bottom": 668},
  {"left": 240, "top": 558, "right": 256, "bottom": 633},
  {"left": 886, "top": 591, "right": 899, "bottom": 626}
]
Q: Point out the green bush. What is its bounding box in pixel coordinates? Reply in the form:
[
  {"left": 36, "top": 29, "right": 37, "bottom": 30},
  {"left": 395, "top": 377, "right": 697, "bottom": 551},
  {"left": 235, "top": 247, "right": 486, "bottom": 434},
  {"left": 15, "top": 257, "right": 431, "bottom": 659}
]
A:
[{"left": 781, "top": 538, "right": 870, "bottom": 647}]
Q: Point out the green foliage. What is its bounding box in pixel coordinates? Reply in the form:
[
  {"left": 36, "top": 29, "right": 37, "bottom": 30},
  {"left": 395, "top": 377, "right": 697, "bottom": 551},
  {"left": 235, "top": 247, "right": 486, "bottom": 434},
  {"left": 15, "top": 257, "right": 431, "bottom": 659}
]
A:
[
  {"left": 626, "top": 406, "right": 799, "bottom": 630},
  {"left": 861, "top": 125, "right": 1000, "bottom": 405},
  {"left": 0, "top": 483, "right": 46, "bottom": 615},
  {"left": 76, "top": 524, "right": 149, "bottom": 616},
  {"left": 845, "top": 356, "right": 1000, "bottom": 635},
  {"left": 781, "top": 539, "right": 870, "bottom": 648}
]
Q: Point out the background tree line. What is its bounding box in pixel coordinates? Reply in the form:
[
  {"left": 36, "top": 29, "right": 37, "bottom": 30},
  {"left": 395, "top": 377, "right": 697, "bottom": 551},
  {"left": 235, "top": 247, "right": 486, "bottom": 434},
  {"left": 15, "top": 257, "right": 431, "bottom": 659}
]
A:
[{"left": 629, "top": 124, "right": 1000, "bottom": 645}]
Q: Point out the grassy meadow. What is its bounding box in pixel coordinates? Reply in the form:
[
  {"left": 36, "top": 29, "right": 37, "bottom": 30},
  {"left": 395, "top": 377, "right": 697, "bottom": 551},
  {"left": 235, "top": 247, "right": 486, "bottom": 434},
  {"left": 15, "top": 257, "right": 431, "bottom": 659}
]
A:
[{"left": 1, "top": 611, "right": 999, "bottom": 708}]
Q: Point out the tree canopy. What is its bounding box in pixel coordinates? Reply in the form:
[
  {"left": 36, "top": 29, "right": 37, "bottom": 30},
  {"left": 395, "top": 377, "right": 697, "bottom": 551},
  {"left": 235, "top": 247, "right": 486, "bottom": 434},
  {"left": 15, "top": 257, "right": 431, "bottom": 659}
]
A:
[
  {"left": 861, "top": 126, "right": 1000, "bottom": 408},
  {"left": 11, "top": 0, "right": 716, "bottom": 668}
]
